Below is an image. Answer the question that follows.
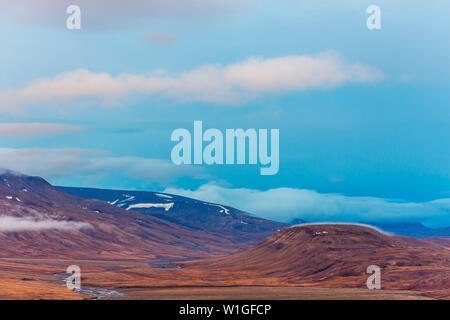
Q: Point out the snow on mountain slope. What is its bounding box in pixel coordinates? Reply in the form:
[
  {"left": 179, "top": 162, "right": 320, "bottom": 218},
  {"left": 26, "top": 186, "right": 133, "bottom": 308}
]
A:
[
  {"left": 0, "top": 170, "right": 275, "bottom": 260},
  {"left": 59, "top": 186, "right": 288, "bottom": 244},
  {"left": 126, "top": 202, "right": 174, "bottom": 211}
]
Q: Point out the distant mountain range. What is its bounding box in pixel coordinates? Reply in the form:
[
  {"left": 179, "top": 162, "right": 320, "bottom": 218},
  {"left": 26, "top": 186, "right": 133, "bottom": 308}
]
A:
[
  {"left": 1, "top": 168, "right": 447, "bottom": 266},
  {"left": 0, "top": 168, "right": 448, "bottom": 261},
  {"left": 363, "top": 222, "right": 450, "bottom": 238},
  {"left": 58, "top": 186, "right": 287, "bottom": 245},
  {"left": 0, "top": 170, "right": 285, "bottom": 260},
  {"left": 58, "top": 187, "right": 450, "bottom": 239},
  {"left": 1, "top": 169, "right": 449, "bottom": 299}
]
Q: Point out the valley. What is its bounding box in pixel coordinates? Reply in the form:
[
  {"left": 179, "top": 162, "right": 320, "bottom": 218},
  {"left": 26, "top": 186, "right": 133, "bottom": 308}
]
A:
[{"left": 0, "top": 170, "right": 449, "bottom": 300}]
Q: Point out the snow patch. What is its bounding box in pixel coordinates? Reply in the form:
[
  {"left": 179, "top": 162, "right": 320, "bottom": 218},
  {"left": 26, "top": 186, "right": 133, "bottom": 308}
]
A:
[
  {"left": 109, "top": 195, "right": 138, "bottom": 208},
  {"left": 126, "top": 202, "right": 174, "bottom": 211},
  {"left": 121, "top": 194, "right": 135, "bottom": 202},
  {"left": 155, "top": 193, "right": 173, "bottom": 199},
  {"left": 203, "top": 202, "right": 230, "bottom": 215},
  {"left": 108, "top": 199, "right": 119, "bottom": 205}
]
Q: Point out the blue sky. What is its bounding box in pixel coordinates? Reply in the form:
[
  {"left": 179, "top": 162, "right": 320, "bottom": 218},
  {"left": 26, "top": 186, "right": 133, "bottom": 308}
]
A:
[{"left": 0, "top": 1, "right": 449, "bottom": 226}]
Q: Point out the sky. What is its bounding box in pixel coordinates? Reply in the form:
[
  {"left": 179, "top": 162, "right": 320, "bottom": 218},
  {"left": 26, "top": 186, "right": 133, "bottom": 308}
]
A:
[{"left": 0, "top": 1, "right": 449, "bottom": 227}]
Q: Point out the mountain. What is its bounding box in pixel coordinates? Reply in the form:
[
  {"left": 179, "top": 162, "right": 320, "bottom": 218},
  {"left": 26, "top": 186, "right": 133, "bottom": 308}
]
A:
[
  {"left": 184, "top": 224, "right": 450, "bottom": 298},
  {"left": 58, "top": 186, "right": 287, "bottom": 244},
  {"left": 365, "top": 222, "right": 450, "bottom": 238},
  {"left": 0, "top": 170, "right": 284, "bottom": 260},
  {"left": 364, "top": 222, "right": 432, "bottom": 236},
  {"left": 2, "top": 170, "right": 449, "bottom": 299},
  {"left": 290, "top": 218, "right": 308, "bottom": 225},
  {"left": 68, "top": 223, "right": 450, "bottom": 299},
  {"left": 56, "top": 186, "right": 450, "bottom": 239}
]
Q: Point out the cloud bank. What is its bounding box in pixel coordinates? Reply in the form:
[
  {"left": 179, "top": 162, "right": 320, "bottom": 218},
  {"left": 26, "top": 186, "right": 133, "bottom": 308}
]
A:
[
  {"left": 0, "top": 216, "right": 91, "bottom": 233},
  {"left": 164, "top": 184, "right": 450, "bottom": 227},
  {"left": 0, "top": 53, "right": 383, "bottom": 112},
  {"left": 0, "top": 123, "right": 83, "bottom": 136},
  {"left": 0, "top": 148, "right": 202, "bottom": 183}
]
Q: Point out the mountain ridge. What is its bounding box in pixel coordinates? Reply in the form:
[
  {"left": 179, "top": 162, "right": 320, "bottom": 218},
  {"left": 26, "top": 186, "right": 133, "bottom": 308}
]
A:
[
  {"left": 0, "top": 171, "right": 284, "bottom": 260},
  {"left": 182, "top": 224, "right": 450, "bottom": 298},
  {"left": 58, "top": 186, "right": 287, "bottom": 244}
]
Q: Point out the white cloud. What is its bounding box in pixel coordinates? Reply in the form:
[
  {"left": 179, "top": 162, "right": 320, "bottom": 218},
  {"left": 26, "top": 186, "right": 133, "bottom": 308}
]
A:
[
  {"left": 0, "top": 216, "right": 91, "bottom": 233},
  {"left": 0, "top": 53, "right": 383, "bottom": 112},
  {"left": 0, "top": 148, "right": 202, "bottom": 183},
  {"left": 0, "top": 123, "right": 84, "bottom": 136},
  {"left": 163, "top": 184, "right": 450, "bottom": 227},
  {"left": 288, "top": 223, "right": 390, "bottom": 235}
]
